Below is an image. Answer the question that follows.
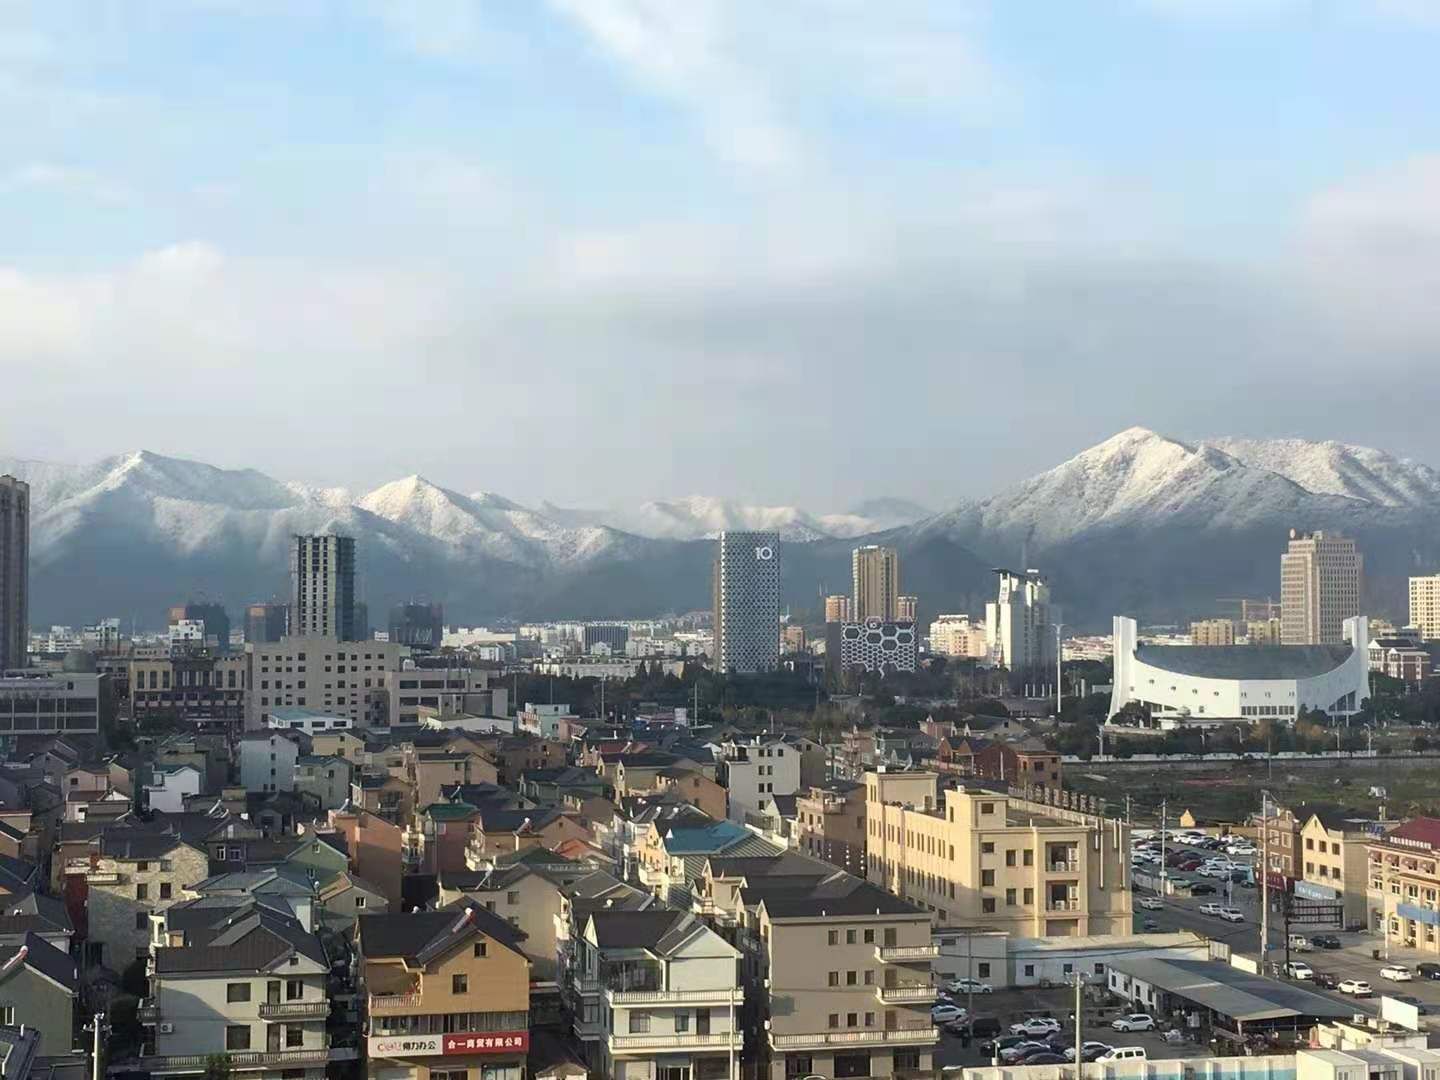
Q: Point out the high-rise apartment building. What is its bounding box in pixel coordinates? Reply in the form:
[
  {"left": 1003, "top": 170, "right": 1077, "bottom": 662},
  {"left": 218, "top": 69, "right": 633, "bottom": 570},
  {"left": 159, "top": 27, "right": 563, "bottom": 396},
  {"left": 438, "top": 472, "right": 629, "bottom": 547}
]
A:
[
  {"left": 852, "top": 545, "right": 899, "bottom": 622},
  {"left": 1190, "top": 618, "right": 1236, "bottom": 646},
  {"left": 895, "top": 594, "right": 917, "bottom": 621},
  {"left": 1280, "top": 530, "right": 1362, "bottom": 645},
  {"left": 291, "top": 534, "right": 357, "bottom": 640},
  {"left": 244, "top": 601, "right": 289, "bottom": 643},
  {"left": 713, "top": 531, "right": 781, "bottom": 674},
  {"left": 0, "top": 476, "right": 27, "bottom": 672},
  {"left": 167, "top": 601, "right": 230, "bottom": 651},
  {"left": 984, "top": 569, "right": 1055, "bottom": 676},
  {"left": 1409, "top": 575, "right": 1440, "bottom": 641},
  {"left": 824, "top": 595, "right": 852, "bottom": 623}
]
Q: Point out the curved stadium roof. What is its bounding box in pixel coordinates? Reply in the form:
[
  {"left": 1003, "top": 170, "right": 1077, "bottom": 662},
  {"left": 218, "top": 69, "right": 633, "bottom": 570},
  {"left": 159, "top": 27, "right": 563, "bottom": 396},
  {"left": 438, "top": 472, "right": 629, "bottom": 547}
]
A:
[{"left": 1133, "top": 644, "right": 1354, "bottom": 680}]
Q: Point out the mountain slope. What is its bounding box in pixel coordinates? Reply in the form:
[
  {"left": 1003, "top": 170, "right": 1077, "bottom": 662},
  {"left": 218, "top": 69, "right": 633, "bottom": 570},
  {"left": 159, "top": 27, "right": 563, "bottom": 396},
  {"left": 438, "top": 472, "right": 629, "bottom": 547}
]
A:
[{"left": 1204, "top": 437, "right": 1440, "bottom": 508}]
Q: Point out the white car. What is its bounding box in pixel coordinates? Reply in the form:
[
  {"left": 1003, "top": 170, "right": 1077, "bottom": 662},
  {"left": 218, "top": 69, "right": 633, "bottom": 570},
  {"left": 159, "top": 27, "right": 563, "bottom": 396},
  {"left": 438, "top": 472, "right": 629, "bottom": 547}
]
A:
[
  {"left": 931, "top": 1005, "right": 966, "bottom": 1023},
  {"left": 1338, "top": 980, "right": 1373, "bottom": 996},
  {"left": 1381, "top": 965, "right": 1414, "bottom": 982},
  {"left": 1284, "top": 962, "right": 1314, "bottom": 980},
  {"left": 1010, "top": 1017, "right": 1062, "bottom": 1037},
  {"left": 1199, "top": 902, "right": 1223, "bottom": 915},
  {"left": 1219, "top": 908, "right": 1245, "bottom": 922},
  {"left": 1138, "top": 897, "right": 1163, "bottom": 910},
  {"left": 1110, "top": 1013, "right": 1156, "bottom": 1032},
  {"left": 947, "top": 978, "right": 993, "bottom": 994}
]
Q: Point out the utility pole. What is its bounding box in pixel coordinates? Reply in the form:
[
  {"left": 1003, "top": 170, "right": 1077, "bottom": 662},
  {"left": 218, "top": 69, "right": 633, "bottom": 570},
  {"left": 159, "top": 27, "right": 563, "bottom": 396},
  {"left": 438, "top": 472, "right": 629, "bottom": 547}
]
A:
[
  {"left": 1159, "top": 799, "right": 1168, "bottom": 896},
  {"left": 88, "top": 1011, "right": 105, "bottom": 1080},
  {"left": 966, "top": 927, "right": 975, "bottom": 1019},
  {"left": 1055, "top": 623, "right": 1065, "bottom": 719},
  {"left": 1074, "top": 970, "right": 1084, "bottom": 1073},
  {"left": 1125, "top": 795, "right": 1132, "bottom": 829},
  {"left": 1261, "top": 791, "right": 1270, "bottom": 972}
]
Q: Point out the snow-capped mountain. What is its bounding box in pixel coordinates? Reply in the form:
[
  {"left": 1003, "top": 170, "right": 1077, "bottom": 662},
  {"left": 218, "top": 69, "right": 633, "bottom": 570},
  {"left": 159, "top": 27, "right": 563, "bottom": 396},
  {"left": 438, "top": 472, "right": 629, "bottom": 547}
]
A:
[{"left": 6, "top": 429, "right": 1440, "bottom": 629}]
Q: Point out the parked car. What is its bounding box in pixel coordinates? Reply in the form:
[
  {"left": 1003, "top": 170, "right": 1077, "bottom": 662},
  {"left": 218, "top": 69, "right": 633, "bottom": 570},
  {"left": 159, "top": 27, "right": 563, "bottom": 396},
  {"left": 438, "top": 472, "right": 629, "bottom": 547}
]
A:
[
  {"left": 1417, "top": 962, "right": 1440, "bottom": 980},
  {"left": 962, "top": 1016, "right": 1004, "bottom": 1039},
  {"left": 1021, "top": 1054, "right": 1069, "bottom": 1065},
  {"left": 1010, "top": 1017, "right": 1062, "bottom": 1037},
  {"left": 999, "top": 1041, "right": 1050, "bottom": 1064},
  {"left": 1098, "top": 1047, "right": 1149, "bottom": 1062},
  {"left": 948, "top": 978, "right": 994, "bottom": 994},
  {"left": 1110, "top": 1013, "right": 1156, "bottom": 1032},
  {"left": 1338, "top": 979, "right": 1373, "bottom": 996},
  {"left": 1190, "top": 883, "right": 1217, "bottom": 895},
  {"left": 932, "top": 1004, "right": 966, "bottom": 1023},
  {"left": 1138, "top": 897, "right": 1163, "bottom": 910},
  {"left": 1284, "top": 961, "right": 1314, "bottom": 980},
  {"left": 979, "top": 1034, "right": 1026, "bottom": 1056},
  {"left": 1380, "top": 965, "right": 1414, "bottom": 982},
  {"left": 1219, "top": 908, "right": 1245, "bottom": 922},
  {"left": 1066, "top": 1043, "right": 1115, "bottom": 1063},
  {"left": 1142, "top": 919, "right": 1160, "bottom": 931},
  {"left": 1199, "top": 902, "right": 1223, "bottom": 915},
  {"left": 1311, "top": 935, "right": 1342, "bottom": 949},
  {"left": 1313, "top": 972, "right": 1340, "bottom": 990}
]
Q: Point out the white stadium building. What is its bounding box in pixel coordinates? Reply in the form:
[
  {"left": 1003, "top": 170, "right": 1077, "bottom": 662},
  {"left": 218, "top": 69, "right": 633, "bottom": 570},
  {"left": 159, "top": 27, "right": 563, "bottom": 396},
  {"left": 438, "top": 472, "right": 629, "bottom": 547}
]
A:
[{"left": 1108, "top": 615, "right": 1370, "bottom": 724}]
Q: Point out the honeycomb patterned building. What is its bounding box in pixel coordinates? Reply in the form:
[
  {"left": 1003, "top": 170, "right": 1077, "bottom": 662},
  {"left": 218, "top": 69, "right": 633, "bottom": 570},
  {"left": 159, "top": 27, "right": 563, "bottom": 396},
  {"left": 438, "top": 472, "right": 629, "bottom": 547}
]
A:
[
  {"left": 839, "top": 617, "right": 917, "bottom": 673},
  {"left": 714, "top": 530, "right": 781, "bottom": 674}
]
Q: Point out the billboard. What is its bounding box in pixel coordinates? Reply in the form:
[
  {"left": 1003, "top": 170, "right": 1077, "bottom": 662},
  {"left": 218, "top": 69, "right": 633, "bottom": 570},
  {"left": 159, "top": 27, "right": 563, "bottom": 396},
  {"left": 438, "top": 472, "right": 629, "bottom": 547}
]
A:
[{"left": 368, "top": 1032, "right": 530, "bottom": 1058}]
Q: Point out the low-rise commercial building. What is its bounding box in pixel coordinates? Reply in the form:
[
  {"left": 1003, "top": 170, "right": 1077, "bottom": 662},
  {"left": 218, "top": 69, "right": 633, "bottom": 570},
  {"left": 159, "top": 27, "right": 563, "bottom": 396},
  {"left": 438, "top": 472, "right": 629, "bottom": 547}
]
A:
[
  {"left": 866, "top": 770, "right": 1130, "bottom": 936},
  {"left": 1297, "top": 805, "right": 1375, "bottom": 928},
  {"left": 1367, "top": 817, "right": 1440, "bottom": 951},
  {"left": 0, "top": 669, "right": 107, "bottom": 741},
  {"left": 247, "top": 637, "right": 410, "bottom": 731},
  {"left": 358, "top": 906, "right": 531, "bottom": 1080}
]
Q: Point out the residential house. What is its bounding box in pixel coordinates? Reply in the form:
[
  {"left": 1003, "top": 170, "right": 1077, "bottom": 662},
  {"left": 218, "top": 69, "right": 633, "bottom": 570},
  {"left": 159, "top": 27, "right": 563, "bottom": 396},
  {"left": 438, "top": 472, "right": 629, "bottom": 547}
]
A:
[
  {"left": 0, "top": 933, "right": 78, "bottom": 1056},
  {"left": 1368, "top": 817, "right": 1440, "bottom": 951},
  {"left": 718, "top": 739, "right": 800, "bottom": 824},
  {"left": 145, "top": 765, "right": 203, "bottom": 814},
  {"left": 308, "top": 730, "right": 367, "bottom": 764},
  {"left": 572, "top": 910, "right": 740, "bottom": 1080},
  {"left": 1298, "top": 804, "right": 1375, "bottom": 927},
  {"left": 293, "top": 756, "right": 353, "bottom": 811},
  {"left": 635, "top": 819, "right": 782, "bottom": 908},
  {"left": 82, "top": 830, "right": 210, "bottom": 969},
  {"left": 239, "top": 733, "right": 303, "bottom": 795},
  {"left": 142, "top": 906, "right": 334, "bottom": 1080},
  {"left": 351, "top": 773, "right": 412, "bottom": 827},
  {"left": 654, "top": 769, "right": 727, "bottom": 821},
  {"left": 794, "top": 779, "right": 867, "bottom": 877},
  {"left": 328, "top": 806, "right": 404, "bottom": 912},
  {"left": 410, "top": 752, "right": 498, "bottom": 810},
  {"left": 0, "top": 887, "right": 75, "bottom": 952},
  {"left": 317, "top": 871, "right": 389, "bottom": 931},
  {"left": 358, "top": 906, "right": 531, "bottom": 1080}
]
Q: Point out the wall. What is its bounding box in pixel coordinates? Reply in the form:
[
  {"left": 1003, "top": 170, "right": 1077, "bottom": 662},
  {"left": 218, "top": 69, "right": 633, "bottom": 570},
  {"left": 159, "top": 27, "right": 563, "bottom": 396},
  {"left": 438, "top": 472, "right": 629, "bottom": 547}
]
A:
[
  {"left": 88, "top": 843, "right": 210, "bottom": 969},
  {"left": 155, "top": 964, "right": 328, "bottom": 1057},
  {"left": 239, "top": 734, "right": 298, "bottom": 793},
  {"left": 0, "top": 965, "right": 74, "bottom": 1056}
]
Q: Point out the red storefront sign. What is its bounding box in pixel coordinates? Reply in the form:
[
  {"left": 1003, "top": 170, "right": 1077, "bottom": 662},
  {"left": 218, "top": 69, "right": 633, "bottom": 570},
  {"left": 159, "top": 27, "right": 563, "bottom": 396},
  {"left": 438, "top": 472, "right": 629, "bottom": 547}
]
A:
[{"left": 442, "top": 1032, "right": 530, "bottom": 1055}]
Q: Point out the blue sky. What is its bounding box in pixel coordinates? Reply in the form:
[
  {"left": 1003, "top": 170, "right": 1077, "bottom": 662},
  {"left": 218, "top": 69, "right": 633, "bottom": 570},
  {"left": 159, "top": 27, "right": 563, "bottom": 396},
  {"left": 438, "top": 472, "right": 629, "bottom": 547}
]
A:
[{"left": 3, "top": 0, "right": 1440, "bottom": 507}]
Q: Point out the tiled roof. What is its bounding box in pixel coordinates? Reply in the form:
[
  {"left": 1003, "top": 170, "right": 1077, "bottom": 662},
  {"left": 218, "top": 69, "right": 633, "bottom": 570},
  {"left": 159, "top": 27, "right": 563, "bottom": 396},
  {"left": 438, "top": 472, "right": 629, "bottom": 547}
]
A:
[
  {"left": 0, "top": 932, "right": 78, "bottom": 991},
  {"left": 154, "top": 910, "right": 326, "bottom": 973},
  {"left": 587, "top": 910, "right": 691, "bottom": 950},
  {"left": 358, "top": 906, "right": 524, "bottom": 962},
  {"left": 1385, "top": 817, "right": 1440, "bottom": 850}
]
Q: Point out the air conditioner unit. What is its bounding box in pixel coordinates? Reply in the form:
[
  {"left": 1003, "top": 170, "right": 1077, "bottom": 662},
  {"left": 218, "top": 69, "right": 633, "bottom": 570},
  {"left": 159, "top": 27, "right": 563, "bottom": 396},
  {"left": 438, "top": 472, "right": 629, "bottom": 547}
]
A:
[{"left": 158, "top": 1023, "right": 175, "bottom": 1034}]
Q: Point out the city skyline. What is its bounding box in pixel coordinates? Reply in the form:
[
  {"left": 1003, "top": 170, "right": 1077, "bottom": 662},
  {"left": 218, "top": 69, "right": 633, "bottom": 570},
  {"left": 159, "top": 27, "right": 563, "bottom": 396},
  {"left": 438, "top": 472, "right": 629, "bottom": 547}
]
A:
[{"left": 4, "top": 4, "right": 1440, "bottom": 504}]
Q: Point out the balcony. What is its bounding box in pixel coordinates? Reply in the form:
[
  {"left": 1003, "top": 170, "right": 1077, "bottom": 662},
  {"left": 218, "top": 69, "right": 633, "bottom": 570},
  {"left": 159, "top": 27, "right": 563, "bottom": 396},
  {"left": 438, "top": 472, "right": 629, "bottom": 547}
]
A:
[
  {"left": 875, "top": 982, "right": 938, "bottom": 1005},
  {"left": 1047, "top": 861, "right": 1080, "bottom": 873},
  {"left": 259, "top": 1001, "right": 330, "bottom": 1020},
  {"left": 610, "top": 1032, "right": 737, "bottom": 1052},
  {"left": 1046, "top": 899, "right": 1079, "bottom": 912},
  {"left": 606, "top": 987, "right": 737, "bottom": 1005},
  {"left": 143, "top": 1048, "right": 341, "bottom": 1071},
  {"left": 368, "top": 991, "right": 423, "bottom": 1013},
  {"left": 771, "top": 1025, "right": 939, "bottom": 1050},
  {"left": 138, "top": 999, "right": 160, "bottom": 1023},
  {"left": 874, "top": 944, "right": 939, "bottom": 962},
  {"left": 572, "top": 1016, "right": 604, "bottom": 1040},
  {"left": 86, "top": 872, "right": 123, "bottom": 885}
]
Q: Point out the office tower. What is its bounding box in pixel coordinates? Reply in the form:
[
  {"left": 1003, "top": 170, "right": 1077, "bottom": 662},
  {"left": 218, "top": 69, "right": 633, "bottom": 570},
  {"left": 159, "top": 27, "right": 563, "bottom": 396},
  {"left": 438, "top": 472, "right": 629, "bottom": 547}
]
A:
[
  {"left": 389, "top": 601, "right": 444, "bottom": 649},
  {"left": 714, "top": 531, "right": 780, "bottom": 674},
  {"left": 928, "top": 614, "right": 988, "bottom": 657},
  {"left": 984, "top": 568, "right": 1055, "bottom": 676},
  {"left": 1410, "top": 575, "right": 1440, "bottom": 641},
  {"left": 823, "top": 594, "right": 851, "bottom": 623},
  {"left": 851, "top": 545, "right": 899, "bottom": 621},
  {"left": 1190, "top": 618, "right": 1236, "bottom": 646},
  {"left": 167, "top": 601, "right": 231, "bottom": 651},
  {"left": 290, "top": 534, "right": 357, "bottom": 640},
  {"left": 1280, "top": 529, "right": 1361, "bottom": 645},
  {"left": 0, "top": 476, "right": 28, "bottom": 672},
  {"left": 245, "top": 601, "right": 289, "bottom": 644},
  {"left": 896, "top": 594, "right": 918, "bottom": 621}
]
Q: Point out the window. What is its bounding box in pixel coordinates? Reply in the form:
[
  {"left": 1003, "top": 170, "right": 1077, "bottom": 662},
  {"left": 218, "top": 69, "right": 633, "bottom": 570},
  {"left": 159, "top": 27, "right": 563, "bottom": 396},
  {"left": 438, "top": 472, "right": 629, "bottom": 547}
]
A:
[
  {"left": 863, "top": 929, "right": 874, "bottom": 943},
  {"left": 828, "top": 971, "right": 839, "bottom": 986},
  {"left": 160, "top": 883, "right": 172, "bottom": 900},
  {"left": 137, "top": 861, "right": 149, "bottom": 872},
  {"left": 827, "top": 1013, "right": 839, "bottom": 1029},
  {"left": 452, "top": 974, "right": 468, "bottom": 994},
  {"left": 1006, "top": 849, "right": 1016, "bottom": 867},
  {"left": 981, "top": 842, "right": 994, "bottom": 854},
  {"left": 226, "top": 1026, "right": 251, "bottom": 1050},
  {"left": 846, "top": 929, "right": 856, "bottom": 944},
  {"left": 473, "top": 941, "right": 488, "bottom": 958},
  {"left": 846, "top": 971, "right": 857, "bottom": 986},
  {"left": 160, "top": 859, "right": 173, "bottom": 871},
  {"left": 978, "top": 962, "right": 991, "bottom": 978},
  {"left": 1006, "top": 888, "right": 1017, "bottom": 907},
  {"left": 1023, "top": 964, "right": 1035, "bottom": 977},
  {"left": 285, "top": 1025, "right": 304, "bottom": 1048},
  {"left": 863, "top": 970, "right": 874, "bottom": 985},
  {"left": 135, "top": 911, "right": 149, "bottom": 929},
  {"left": 136, "top": 883, "right": 148, "bottom": 900},
  {"left": 0, "top": 1006, "right": 11, "bottom": 1026},
  {"left": 846, "top": 1012, "right": 858, "bottom": 1027},
  {"left": 827, "top": 930, "right": 838, "bottom": 945},
  {"left": 675, "top": 1012, "right": 690, "bottom": 1032},
  {"left": 864, "top": 1012, "right": 875, "bottom": 1027},
  {"left": 981, "top": 870, "right": 994, "bottom": 886},
  {"left": 629, "top": 1012, "right": 651, "bottom": 1033},
  {"left": 227, "top": 983, "right": 251, "bottom": 1003},
  {"left": 434, "top": 1073, "right": 469, "bottom": 1080},
  {"left": 507, "top": 891, "right": 519, "bottom": 904},
  {"left": 980, "top": 802, "right": 994, "bottom": 815},
  {"left": 834, "top": 1052, "right": 870, "bottom": 1078},
  {"left": 355, "top": 896, "right": 366, "bottom": 908},
  {"left": 981, "top": 898, "right": 996, "bottom": 913},
  {"left": 286, "top": 979, "right": 302, "bottom": 1000}
]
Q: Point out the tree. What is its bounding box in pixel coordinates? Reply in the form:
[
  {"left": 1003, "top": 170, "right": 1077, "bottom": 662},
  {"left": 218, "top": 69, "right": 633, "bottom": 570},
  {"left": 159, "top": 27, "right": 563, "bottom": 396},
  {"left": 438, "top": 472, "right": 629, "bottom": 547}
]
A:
[{"left": 204, "top": 1054, "right": 232, "bottom": 1080}]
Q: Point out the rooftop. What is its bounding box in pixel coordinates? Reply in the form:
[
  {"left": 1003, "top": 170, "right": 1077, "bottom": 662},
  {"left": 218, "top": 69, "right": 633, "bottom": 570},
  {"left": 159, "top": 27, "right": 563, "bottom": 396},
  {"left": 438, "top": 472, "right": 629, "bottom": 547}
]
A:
[
  {"left": 1134, "top": 643, "right": 1355, "bottom": 680},
  {"left": 1108, "top": 956, "right": 1360, "bottom": 1022}
]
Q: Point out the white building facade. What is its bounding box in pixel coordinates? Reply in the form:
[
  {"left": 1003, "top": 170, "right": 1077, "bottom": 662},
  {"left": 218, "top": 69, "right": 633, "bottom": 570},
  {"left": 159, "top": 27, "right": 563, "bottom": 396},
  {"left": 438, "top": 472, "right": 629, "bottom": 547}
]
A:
[
  {"left": 985, "top": 569, "right": 1056, "bottom": 677},
  {"left": 720, "top": 738, "right": 800, "bottom": 823},
  {"left": 1108, "top": 614, "right": 1371, "bottom": 722}
]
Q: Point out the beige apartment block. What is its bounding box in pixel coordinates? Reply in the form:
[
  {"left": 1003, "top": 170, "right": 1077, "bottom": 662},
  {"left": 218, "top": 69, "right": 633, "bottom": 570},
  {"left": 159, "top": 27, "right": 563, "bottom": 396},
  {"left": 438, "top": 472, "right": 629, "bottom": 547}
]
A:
[
  {"left": 1410, "top": 575, "right": 1440, "bottom": 641},
  {"left": 865, "top": 770, "right": 1131, "bottom": 937},
  {"left": 1281, "top": 530, "right": 1362, "bottom": 645},
  {"left": 1190, "top": 619, "right": 1236, "bottom": 646},
  {"left": 853, "top": 546, "right": 900, "bottom": 622},
  {"left": 1298, "top": 807, "right": 1373, "bottom": 928},
  {"left": 1367, "top": 817, "right": 1440, "bottom": 951}
]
